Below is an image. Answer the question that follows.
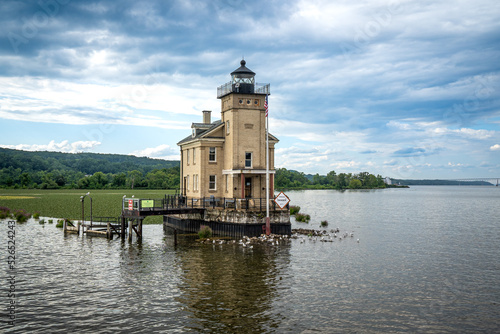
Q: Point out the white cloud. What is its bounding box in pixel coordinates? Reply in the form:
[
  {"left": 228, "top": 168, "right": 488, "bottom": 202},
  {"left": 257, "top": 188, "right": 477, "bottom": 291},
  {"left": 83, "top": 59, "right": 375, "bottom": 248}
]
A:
[
  {"left": 0, "top": 140, "right": 101, "bottom": 153},
  {"left": 490, "top": 144, "right": 500, "bottom": 151},
  {"left": 129, "top": 144, "right": 178, "bottom": 160}
]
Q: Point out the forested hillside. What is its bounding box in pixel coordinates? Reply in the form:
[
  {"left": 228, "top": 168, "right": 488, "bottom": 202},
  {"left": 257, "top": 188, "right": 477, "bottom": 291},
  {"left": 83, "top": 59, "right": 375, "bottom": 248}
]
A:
[
  {"left": 275, "top": 168, "right": 387, "bottom": 190},
  {"left": 0, "top": 148, "right": 179, "bottom": 189}
]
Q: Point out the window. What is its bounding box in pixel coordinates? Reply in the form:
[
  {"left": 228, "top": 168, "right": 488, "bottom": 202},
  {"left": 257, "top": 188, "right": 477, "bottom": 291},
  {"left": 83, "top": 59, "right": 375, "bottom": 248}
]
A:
[
  {"left": 193, "top": 174, "right": 198, "bottom": 191},
  {"left": 193, "top": 148, "right": 195, "bottom": 164},
  {"left": 187, "top": 149, "right": 190, "bottom": 165},
  {"left": 225, "top": 175, "right": 229, "bottom": 192},
  {"left": 186, "top": 175, "right": 190, "bottom": 191},
  {"left": 209, "top": 175, "right": 216, "bottom": 190},
  {"left": 226, "top": 120, "right": 230, "bottom": 135},
  {"left": 209, "top": 147, "right": 216, "bottom": 162},
  {"left": 245, "top": 152, "right": 252, "bottom": 168}
]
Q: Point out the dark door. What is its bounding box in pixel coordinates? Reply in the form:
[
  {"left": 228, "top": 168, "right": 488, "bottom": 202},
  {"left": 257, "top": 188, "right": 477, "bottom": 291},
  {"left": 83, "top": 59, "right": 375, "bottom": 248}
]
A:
[{"left": 245, "top": 177, "right": 252, "bottom": 198}]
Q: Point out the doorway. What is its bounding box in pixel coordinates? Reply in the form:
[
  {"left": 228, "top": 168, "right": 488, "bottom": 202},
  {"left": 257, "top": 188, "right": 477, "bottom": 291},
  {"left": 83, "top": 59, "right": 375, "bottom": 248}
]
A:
[{"left": 245, "top": 177, "right": 252, "bottom": 198}]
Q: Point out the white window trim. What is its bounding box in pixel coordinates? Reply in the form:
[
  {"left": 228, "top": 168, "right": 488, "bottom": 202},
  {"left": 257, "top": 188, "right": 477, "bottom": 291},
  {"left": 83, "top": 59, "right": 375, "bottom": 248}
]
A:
[
  {"left": 209, "top": 147, "right": 216, "bottom": 162},
  {"left": 245, "top": 152, "right": 252, "bottom": 168},
  {"left": 209, "top": 175, "right": 216, "bottom": 190}
]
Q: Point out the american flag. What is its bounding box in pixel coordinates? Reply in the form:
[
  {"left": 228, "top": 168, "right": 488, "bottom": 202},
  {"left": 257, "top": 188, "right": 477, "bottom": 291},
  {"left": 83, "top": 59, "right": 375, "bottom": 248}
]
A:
[{"left": 265, "top": 95, "right": 268, "bottom": 117}]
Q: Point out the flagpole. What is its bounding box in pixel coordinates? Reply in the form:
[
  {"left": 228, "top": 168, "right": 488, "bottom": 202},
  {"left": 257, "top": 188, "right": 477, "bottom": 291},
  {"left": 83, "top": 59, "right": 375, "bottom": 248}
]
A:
[{"left": 265, "top": 94, "right": 270, "bottom": 235}]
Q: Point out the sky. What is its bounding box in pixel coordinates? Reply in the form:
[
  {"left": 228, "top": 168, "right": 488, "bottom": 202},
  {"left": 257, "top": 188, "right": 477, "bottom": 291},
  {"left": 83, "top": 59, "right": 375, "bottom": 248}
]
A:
[{"left": 1, "top": 0, "right": 499, "bottom": 179}]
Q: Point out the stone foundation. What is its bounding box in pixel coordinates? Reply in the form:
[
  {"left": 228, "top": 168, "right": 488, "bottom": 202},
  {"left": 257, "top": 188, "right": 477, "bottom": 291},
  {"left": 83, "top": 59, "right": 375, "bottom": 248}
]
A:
[{"left": 163, "top": 208, "right": 291, "bottom": 237}]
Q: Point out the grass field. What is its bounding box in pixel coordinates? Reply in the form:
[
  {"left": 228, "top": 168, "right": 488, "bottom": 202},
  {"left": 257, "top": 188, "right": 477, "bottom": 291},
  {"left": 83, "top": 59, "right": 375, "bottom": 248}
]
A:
[{"left": 0, "top": 189, "right": 177, "bottom": 224}]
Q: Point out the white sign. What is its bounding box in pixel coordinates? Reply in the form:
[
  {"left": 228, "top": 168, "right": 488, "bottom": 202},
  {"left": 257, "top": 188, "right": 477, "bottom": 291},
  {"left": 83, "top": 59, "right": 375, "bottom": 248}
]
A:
[{"left": 274, "top": 191, "right": 290, "bottom": 209}]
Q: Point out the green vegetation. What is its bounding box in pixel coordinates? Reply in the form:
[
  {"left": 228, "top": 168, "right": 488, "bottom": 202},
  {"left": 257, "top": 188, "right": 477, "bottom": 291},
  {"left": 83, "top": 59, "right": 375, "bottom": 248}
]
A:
[
  {"left": 56, "top": 219, "right": 64, "bottom": 228},
  {"left": 0, "top": 148, "right": 179, "bottom": 189},
  {"left": 289, "top": 205, "right": 301, "bottom": 215},
  {"left": 295, "top": 213, "right": 311, "bottom": 223},
  {"left": 13, "top": 209, "right": 30, "bottom": 223},
  {"left": 320, "top": 220, "right": 328, "bottom": 227},
  {"left": 0, "top": 189, "right": 176, "bottom": 224},
  {"left": 0, "top": 206, "right": 10, "bottom": 219},
  {"left": 275, "top": 168, "right": 387, "bottom": 190},
  {"left": 198, "top": 225, "right": 213, "bottom": 239}
]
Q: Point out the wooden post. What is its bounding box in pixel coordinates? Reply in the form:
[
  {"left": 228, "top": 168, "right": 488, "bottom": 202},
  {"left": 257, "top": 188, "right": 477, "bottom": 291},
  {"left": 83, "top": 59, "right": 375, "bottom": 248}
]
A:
[
  {"left": 174, "top": 229, "right": 178, "bottom": 246},
  {"left": 120, "top": 216, "right": 126, "bottom": 239},
  {"left": 128, "top": 220, "right": 133, "bottom": 241},
  {"left": 138, "top": 218, "right": 143, "bottom": 241},
  {"left": 63, "top": 219, "right": 67, "bottom": 233},
  {"left": 107, "top": 222, "right": 111, "bottom": 239}
]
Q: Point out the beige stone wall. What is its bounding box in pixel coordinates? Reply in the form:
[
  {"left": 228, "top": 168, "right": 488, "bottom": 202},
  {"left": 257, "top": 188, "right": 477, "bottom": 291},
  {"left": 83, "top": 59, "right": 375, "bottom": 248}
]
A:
[{"left": 180, "top": 92, "right": 277, "bottom": 200}]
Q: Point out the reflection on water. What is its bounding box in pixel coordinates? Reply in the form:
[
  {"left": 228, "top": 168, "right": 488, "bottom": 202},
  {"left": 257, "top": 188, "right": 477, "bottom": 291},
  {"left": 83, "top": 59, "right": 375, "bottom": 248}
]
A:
[
  {"left": 176, "top": 244, "right": 291, "bottom": 333},
  {"left": 1, "top": 186, "right": 499, "bottom": 333}
]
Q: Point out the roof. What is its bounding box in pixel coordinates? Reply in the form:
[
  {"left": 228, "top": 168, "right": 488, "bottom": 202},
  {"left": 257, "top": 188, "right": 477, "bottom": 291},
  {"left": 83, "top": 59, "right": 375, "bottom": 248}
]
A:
[
  {"left": 177, "top": 119, "right": 279, "bottom": 146},
  {"left": 177, "top": 120, "right": 223, "bottom": 145},
  {"left": 230, "top": 59, "right": 255, "bottom": 76}
]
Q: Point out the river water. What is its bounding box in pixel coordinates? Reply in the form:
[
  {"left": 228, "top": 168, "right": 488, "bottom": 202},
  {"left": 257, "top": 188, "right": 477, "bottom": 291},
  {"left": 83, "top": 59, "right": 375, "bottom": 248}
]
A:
[{"left": 1, "top": 186, "right": 499, "bottom": 333}]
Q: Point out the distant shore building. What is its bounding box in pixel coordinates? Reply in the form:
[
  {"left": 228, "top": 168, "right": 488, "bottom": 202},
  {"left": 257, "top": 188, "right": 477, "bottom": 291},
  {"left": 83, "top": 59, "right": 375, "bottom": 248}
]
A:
[{"left": 177, "top": 60, "right": 278, "bottom": 201}]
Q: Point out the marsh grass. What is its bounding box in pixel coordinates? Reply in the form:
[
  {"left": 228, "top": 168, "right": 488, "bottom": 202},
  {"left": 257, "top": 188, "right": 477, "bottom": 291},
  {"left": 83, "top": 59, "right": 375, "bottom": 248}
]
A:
[
  {"left": 198, "top": 225, "right": 213, "bottom": 239},
  {"left": 0, "top": 189, "right": 176, "bottom": 224},
  {"left": 295, "top": 213, "right": 311, "bottom": 223},
  {"left": 289, "top": 205, "right": 301, "bottom": 215}
]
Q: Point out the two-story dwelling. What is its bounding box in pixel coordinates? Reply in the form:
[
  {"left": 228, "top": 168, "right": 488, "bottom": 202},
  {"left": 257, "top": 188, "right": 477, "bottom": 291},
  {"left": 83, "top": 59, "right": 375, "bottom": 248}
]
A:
[{"left": 177, "top": 60, "right": 278, "bottom": 201}]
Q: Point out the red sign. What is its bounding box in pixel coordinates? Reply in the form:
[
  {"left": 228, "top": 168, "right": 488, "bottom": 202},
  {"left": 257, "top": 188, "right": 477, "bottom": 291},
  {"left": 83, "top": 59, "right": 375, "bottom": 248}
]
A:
[{"left": 128, "top": 199, "right": 133, "bottom": 210}]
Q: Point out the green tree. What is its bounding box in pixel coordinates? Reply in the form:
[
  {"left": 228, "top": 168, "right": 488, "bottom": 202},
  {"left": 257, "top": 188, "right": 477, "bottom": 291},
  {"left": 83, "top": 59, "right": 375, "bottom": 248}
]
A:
[
  {"left": 127, "top": 170, "right": 144, "bottom": 189},
  {"left": 112, "top": 173, "right": 127, "bottom": 188},
  {"left": 88, "top": 172, "right": 108, "bottom": 189},
  {"left": 20, "top": 172, "right": 31, "bottom": 187},
  {"left": 348, "top": 178, "right": 362, "bottom": 189}
]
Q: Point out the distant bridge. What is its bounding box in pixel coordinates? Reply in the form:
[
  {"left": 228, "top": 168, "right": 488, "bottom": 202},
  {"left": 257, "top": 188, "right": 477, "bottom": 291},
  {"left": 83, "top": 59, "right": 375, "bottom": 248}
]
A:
[
  {"left": 389, "top": 177, "right": 500, "bottom": 186},
  {"left": 452, "top": 178, "right": 499, "bottom": 186}
]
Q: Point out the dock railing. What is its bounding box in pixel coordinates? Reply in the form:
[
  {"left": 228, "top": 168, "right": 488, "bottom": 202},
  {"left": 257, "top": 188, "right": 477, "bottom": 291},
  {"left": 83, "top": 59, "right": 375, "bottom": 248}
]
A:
[{"left": 123, "top": 195, "right": 288, "bottom": 212}]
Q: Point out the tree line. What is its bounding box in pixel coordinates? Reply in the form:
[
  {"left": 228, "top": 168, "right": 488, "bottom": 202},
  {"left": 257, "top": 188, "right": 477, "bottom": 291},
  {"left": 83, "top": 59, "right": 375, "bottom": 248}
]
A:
[
  {"left": 275, "top": 168, "right": 387, "bottom": 190},
  {"left": 0, "top": 148, "right": 389, "bottom": 190},
  {"left": 0, "top": 148, "right": 179, "bottom": 189}
]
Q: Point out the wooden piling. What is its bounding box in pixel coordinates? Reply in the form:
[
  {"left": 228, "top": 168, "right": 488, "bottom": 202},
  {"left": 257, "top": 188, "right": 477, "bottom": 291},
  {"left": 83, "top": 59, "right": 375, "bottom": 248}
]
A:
[
  {"left": 128, "top": 220, "right": 133, "bottom": 242},
  {"left": 120, "top": 216, "right": 126, "bottom": 240}
]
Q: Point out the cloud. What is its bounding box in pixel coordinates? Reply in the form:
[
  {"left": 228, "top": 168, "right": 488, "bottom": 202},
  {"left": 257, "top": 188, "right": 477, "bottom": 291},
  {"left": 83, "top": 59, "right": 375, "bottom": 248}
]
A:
[
  {"left": 0, "top": 140, "right": 101, "bottom": 153},
  {"left": 129, "top": 144, "right": 178, "bottom": 160},
  {"left": 490, "top": 144, "right": 500, "bottom": 151},
  {"left": 393, "top": 147, "right": 426, "bottom": 157}
]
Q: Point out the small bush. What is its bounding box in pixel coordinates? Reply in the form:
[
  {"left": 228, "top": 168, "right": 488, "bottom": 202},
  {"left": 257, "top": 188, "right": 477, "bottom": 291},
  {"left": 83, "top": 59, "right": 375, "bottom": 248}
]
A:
[
  {"left": 33, "top": 212, "right": 41, "bottom": 219},
  {"left": 0, "top": 206, "right": 10, "bottom": 219},
  {"left": 48, "top": 219, "right": 54, "bottom": 224},
  {"left": 14, "top": 209, "right": 31, "bottom": 223},
  {"left": 39, "top": 219, "right": 46, "bottom": 225},
  {"left": 198, "top": 225, "right": 213, "bottom": 239},
  {"left": 56, "top": 219, "right": 64, "bottom": 228},
  {"left": 295, "top": 213, "right": 311, "bottom": 223},
  {"left": 289, "top": 205, "right": 301, "bottom": 215},
  {"left": 320, "top": 220, "right": 328, "bottom": 227}
]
